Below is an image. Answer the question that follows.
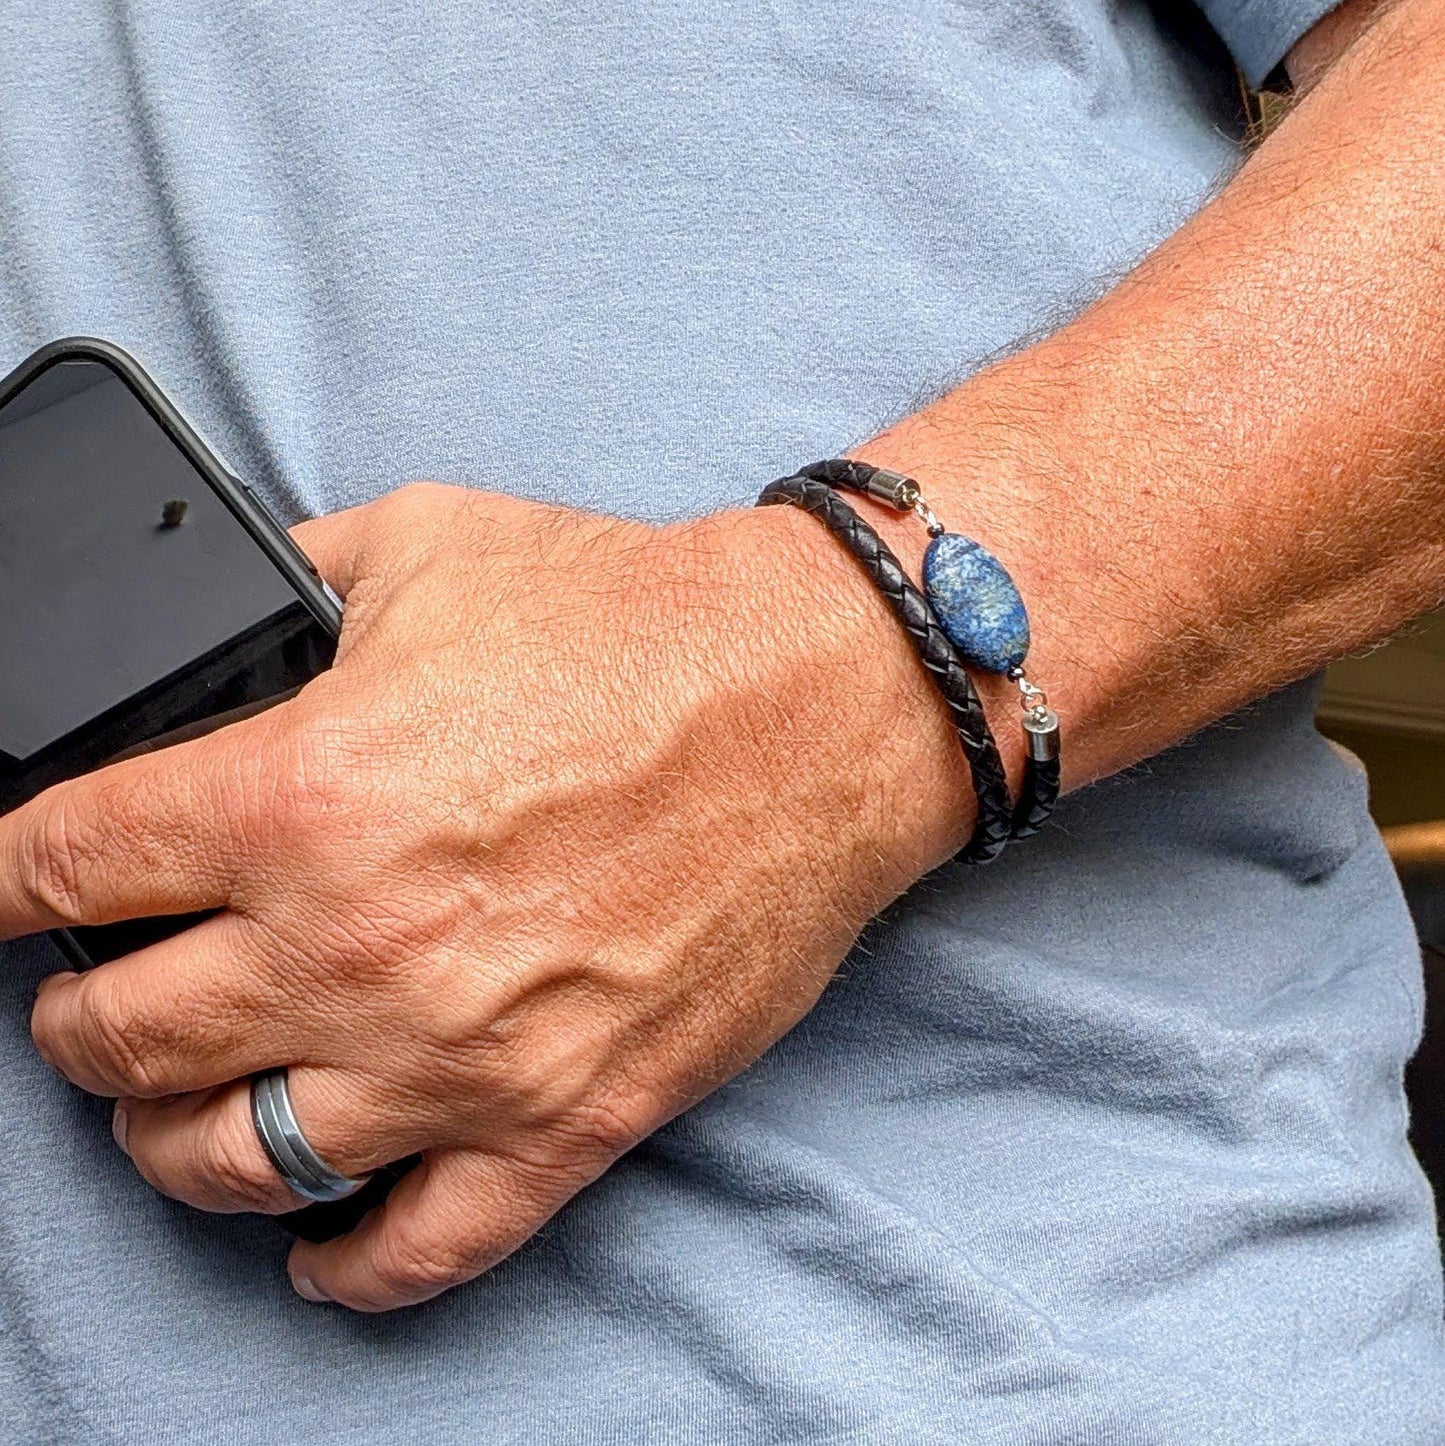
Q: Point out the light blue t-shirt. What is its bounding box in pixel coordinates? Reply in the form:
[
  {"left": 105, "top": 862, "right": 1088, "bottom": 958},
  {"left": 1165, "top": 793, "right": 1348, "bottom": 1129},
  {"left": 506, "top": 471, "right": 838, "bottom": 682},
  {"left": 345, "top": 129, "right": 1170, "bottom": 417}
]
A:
[{"left": 1, "top": 3, "right": 1441, "bottom": 1441}]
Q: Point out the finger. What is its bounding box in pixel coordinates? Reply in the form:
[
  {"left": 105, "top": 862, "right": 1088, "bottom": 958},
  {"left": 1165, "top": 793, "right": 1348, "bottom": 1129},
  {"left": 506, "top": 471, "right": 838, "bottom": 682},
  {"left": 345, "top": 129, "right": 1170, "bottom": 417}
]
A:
[
  {"left": 287, "top": 1147, "right": 593, "bottom": 1312},
  {"left": 115, "top": 1065, "right": 420, "bottom": 1216},
  {"left": 31, "top": 911, "right": 298, "bottom": 1098},
  {"left": 288, "top": 504, "right": 374, "bottom": 599},
  {"left": 0, "top": 713, "right": 271, "bottom": 939}
]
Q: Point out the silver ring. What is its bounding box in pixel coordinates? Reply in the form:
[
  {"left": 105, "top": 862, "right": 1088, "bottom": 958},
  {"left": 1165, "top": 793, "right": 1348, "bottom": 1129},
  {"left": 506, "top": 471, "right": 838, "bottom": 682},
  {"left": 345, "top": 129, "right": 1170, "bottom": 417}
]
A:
[{"left": 249, "top": 1068, "right": 370, "bottom": 1204}]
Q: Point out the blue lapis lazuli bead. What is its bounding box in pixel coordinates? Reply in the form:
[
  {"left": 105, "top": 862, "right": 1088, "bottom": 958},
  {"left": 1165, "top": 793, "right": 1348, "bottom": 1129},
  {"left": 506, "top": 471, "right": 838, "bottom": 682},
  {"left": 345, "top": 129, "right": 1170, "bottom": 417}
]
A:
[{"left": 922, "top": 532, "right": 1030, "bottom": 674}]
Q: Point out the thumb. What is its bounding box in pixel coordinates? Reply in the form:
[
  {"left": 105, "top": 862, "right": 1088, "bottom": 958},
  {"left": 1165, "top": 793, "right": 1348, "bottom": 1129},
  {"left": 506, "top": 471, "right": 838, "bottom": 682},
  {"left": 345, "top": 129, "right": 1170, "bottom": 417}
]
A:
[{"left": 289, "top": 502, "right": 377, "bottom": 599}]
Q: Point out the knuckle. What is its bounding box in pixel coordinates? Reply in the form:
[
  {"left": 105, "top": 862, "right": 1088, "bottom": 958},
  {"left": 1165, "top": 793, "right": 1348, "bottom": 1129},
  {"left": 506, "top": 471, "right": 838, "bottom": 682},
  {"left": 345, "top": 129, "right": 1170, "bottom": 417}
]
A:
[
  {"left": 76, "top": 984, "right": 171, "bottom": 1095},
  {"left": 564, "top": 1095, "right": 645, "bottom": 1158},
  {"left": 383, "top": 480, "right": 452, "bottom": 523},
  {"left": 18, "top": 799, "right": 95, "bottom": 927},
  {"left": 202, "top": 1117, "right": 286, "bottom": 1211},
  {"left": 371, "top": 1230, "right": 478, "bottom": 1301},
  {"left": 268, "top": 722, "right": 366, "bottom": 841}
]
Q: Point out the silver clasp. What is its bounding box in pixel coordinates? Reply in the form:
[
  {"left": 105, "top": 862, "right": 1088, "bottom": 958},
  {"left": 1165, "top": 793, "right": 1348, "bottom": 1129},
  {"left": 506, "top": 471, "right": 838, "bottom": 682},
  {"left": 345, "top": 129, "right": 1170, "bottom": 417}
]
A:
[
  {"left": 861, "top": 468, "right": 944, "bottom": 537},
  {"left": 1008, "top": 665, "right": 1060, "bottom": 760}
]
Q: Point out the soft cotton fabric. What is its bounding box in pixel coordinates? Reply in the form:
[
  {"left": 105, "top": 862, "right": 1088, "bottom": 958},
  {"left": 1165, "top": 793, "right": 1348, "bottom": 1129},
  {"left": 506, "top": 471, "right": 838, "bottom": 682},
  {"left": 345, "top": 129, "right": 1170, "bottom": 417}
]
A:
[{"left": 0, "top": 2, "right": 1440, "bottom": 1441}]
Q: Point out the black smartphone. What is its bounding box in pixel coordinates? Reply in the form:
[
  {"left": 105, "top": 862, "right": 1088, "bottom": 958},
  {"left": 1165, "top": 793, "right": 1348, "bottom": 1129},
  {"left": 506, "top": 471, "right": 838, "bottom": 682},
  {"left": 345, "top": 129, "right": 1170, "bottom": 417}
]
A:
[
  {"left": 0, "top": 339, "right": 399, "bottom": 1240},
  {"left": 0, "top": 337, "right": 342, "bottom": 966}
]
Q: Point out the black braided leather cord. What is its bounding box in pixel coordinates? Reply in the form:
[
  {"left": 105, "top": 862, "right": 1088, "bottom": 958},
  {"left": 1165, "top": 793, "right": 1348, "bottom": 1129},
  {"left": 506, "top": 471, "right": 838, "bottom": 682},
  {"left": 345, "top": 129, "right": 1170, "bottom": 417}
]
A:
[
  {"left": 1010, "top": 755, "right": 1059, "bottom": 839},
  {"left": 793, "top": 457, "right": 888, "bottom": 496},
  {"left": 758, "top": 474, "right": 1013, "bottom": 864},
  {"left": 789, "top": 458, "right": 1061, "bottom": 844}
]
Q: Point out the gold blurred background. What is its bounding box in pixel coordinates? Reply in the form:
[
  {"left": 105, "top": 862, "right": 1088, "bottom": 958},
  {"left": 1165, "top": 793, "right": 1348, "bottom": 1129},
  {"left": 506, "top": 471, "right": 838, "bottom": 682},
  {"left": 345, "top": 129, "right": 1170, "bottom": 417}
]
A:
[
  {"left": 1328, "top": 610, "right": 1445, "bottom": 1223},
  {"left": 1320, "top": 611, "right": 1445, "bottom": 830}
]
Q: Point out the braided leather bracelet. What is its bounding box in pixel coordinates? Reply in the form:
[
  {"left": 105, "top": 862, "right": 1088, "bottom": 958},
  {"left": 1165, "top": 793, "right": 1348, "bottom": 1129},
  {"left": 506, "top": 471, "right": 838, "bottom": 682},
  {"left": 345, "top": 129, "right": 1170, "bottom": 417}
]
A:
[{"left": 758, "top": 461, "right": 1061, "bottom": 864}]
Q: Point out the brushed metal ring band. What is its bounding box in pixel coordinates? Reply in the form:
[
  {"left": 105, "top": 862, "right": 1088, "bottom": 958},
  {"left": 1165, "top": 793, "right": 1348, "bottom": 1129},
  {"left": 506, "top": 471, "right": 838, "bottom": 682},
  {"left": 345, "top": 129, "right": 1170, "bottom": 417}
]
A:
[{"left": 249, "top": 1068, "right": 370, "bottom": 1204}]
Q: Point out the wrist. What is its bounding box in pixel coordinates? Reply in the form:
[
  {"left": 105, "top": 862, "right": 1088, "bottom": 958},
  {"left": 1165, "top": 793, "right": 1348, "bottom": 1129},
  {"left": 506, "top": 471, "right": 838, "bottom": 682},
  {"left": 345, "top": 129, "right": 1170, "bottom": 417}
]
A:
[
  {"left": 665, "top": 498, "right": 977, "bottom": 914},
  {"left": 848, "top": 367, "right": 1109, "bottom": 784}
]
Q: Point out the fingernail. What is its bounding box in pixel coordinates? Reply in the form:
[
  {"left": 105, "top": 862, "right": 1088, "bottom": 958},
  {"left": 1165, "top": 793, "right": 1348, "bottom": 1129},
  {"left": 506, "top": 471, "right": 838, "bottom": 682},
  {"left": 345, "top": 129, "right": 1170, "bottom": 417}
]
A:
[
  {"left": 292, "top": 1273, "right": 329, "bottom": 1304},
  {"left": 111, "top": 1102, "right": 129, "bottom": 1155}
]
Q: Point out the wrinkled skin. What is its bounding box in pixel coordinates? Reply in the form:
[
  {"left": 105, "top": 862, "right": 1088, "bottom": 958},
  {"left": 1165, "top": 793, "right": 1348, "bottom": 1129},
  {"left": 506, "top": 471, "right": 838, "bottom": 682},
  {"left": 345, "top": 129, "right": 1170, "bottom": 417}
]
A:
[{"left": 4, "top": 483, "right": 963, "bottom": 1311}]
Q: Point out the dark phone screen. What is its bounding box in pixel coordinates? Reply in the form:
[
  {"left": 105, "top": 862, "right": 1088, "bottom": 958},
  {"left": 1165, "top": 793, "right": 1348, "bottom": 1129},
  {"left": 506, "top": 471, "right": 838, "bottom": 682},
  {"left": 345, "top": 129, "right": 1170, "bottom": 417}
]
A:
[{"left": 0, "top": 356, "right": 337, "bottom": 963}]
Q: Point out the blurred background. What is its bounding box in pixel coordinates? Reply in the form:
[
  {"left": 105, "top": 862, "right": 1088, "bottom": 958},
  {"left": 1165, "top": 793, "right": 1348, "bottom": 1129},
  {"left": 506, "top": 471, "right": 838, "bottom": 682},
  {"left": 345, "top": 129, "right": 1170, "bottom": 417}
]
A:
[{"left": 1318, "top": 611, "right": 1445, "bottom": 1225}]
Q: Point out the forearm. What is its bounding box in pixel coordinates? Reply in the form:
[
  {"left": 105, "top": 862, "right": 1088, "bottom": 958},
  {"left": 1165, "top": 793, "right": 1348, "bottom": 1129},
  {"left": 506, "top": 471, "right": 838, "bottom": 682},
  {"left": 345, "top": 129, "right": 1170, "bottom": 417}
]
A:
[{"left": 784, "top": 0, "right": 1445, "bottom": 866}]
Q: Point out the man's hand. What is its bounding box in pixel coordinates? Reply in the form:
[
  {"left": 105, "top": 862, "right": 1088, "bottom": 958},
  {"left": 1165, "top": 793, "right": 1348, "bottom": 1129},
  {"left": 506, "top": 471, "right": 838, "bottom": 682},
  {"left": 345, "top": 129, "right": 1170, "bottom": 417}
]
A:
[
  {"left": 2, "top": 483, "right": 967, "bottom": 1311},
  {"left": 8, "top": 0, "right": 1445, "bottom": 1319}
]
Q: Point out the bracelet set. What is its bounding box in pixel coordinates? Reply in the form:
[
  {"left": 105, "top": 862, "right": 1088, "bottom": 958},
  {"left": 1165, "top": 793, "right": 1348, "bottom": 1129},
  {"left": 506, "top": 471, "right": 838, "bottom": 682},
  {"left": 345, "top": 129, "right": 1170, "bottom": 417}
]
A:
[{"left": 757, "top": 459, "right": 1060, "bottom": 865}]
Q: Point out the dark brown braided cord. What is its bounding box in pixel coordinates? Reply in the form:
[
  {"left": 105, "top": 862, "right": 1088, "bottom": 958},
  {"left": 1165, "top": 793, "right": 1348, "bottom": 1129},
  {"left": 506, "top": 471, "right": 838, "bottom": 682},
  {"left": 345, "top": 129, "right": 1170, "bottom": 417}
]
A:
[{"left": 758, "top": 474, "right": 1014, "bottom": 864}]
